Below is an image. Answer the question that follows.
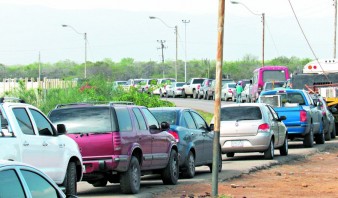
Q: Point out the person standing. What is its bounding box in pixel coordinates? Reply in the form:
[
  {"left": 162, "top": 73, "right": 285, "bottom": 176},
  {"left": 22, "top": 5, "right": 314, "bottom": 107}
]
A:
[{"left": 236, "top": 83, "right": 243, "bottom": 103}]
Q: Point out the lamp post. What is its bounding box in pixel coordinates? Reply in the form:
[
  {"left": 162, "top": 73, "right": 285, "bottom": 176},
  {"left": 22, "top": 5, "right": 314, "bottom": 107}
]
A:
[
  {"left": 62, "top": 24, "right": 87, "bottom": 78},
  {"left": 231, "top": 1, "right": 265, "bottom": 67},
  {"left": 182, "top": 19, "right": 190, "bottom": 82},
  {"left": 149, "top": 16, "right": 178, "bottom": 81}
]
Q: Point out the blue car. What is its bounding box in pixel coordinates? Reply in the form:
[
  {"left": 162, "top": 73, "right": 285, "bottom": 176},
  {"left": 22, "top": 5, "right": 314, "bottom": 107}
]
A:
[{"left": 150, "top": 107, "right": 222, "bottom": 178}]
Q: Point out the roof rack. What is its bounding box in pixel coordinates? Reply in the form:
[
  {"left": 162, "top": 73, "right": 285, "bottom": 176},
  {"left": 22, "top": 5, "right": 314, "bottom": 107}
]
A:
[
  {"left": 0, "top": 97, "right": 25, "bottom": 103},
  {"left": 54, "top": 103, "right": 94, "bottom": 109},
  {"left": 109, "top": 101, "right": 134, "bottom": 105},
  {"left": 55, "top": 101, "right": 134, "bottom": 109}
]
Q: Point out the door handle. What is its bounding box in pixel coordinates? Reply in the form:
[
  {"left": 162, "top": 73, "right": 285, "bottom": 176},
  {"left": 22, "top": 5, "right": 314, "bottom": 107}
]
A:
[
  {"left": 23, "top": 141, "right": 29, "bottom": 146},
  {"left": 42, "top": 142, "right": 48, "bottom": 146},
  {"left": 191, "top": 133, "right": 194, "bottom": 136}
]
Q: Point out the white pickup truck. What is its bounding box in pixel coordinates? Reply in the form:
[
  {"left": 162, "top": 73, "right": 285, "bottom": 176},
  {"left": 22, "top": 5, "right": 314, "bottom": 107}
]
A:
[
  {"left": 182, "top": 78, "right": 207, "bottom": 98},
  {"left": 0, "top": 97, "right": 83, "bottom": 196}
]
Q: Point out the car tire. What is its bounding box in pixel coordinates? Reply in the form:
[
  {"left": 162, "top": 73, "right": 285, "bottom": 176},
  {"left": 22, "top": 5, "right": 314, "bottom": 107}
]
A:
[
  {"left": 166, "top": 92, "right": 169, "bottom": 98},
  {"left": 208, "top": 147, "right": 222, "bottom": 173},
  {"left": 303, "top": 126, "right": 314, "bottom": 148},
  {"left": 193, "top": 90, "right": 197, "bottom": 99},
  {"left": 226, "top": 152, "right": 235, "bottom": 157},
  {"left": 182, "top": 151, "right": 195, "bottom": 178},
  {"left": 325, "top": 125, "right": 331, "bottom": 141},
  {"left": 315, "top": 132, "right": 325, "bottom": 144},
  {"left": 120, "top": 156, "right": 140, "bottom": 194},
  {"left": 264, "top": 140, "right": 274, "bottom": 160},
  {"left": 331, "top": 124, "right": 336, "bottom": 139},
  {"left": 63, "top": 161, "right": 77, "bottom": 197},
  {"left": 91, "top": 179, "right": 108, "bottom": 187},
  {"left": 182, "top": 90, "right": 187, "bottom": 98},
  {"left": 279, "top": 135, "right": 288, "bottom": 156},
  {"left": 161, "top": 150, "right": 179, "bottom": 185},
  {"left": 173, "top": 92, "right": 176, "bottom": 98}
]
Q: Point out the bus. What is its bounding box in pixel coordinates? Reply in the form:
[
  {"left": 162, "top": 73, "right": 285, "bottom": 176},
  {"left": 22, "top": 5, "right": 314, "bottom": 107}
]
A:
[
  {"left": 251, "top": 66, "right": 290, "bottom": 102},
  {"left": 303, "top": 59, "right": 338, "bottom": 74}
]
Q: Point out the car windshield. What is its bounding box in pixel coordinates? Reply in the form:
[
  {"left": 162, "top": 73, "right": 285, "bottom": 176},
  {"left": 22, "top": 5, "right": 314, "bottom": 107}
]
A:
[
  {"left": 49, "top": 107, "right": 115, "bottom": 133},
  {"left": 176, "top": 83, "right": 185, "bottom": 87},
  {"left": 117, "top": 81, "right": 127, "bottom": 85},
  {"left": 150, "top": 110, "right": 177, "bottom": 125},
  {"left": 220, "top": 106, "right": 262, "bottom": 121}
]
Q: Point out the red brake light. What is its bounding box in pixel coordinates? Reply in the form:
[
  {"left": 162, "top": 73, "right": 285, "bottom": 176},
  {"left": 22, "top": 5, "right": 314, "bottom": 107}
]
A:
[
  {"left": 300, "top": 110, "right": 307, "bottom": 122},
  {"left": 228, "top": 89, "right": 232, "bottom": 93},
  {"left": 197, "top": 84, "right": 201, "bottom": 90},
  {"left": 313, "top": 65, "right": 317, "bottom": 69},
  {"left": 168, "top": 130, "right": 179, "bottom": 142},
  {"left": 258, "top": 123, "right": 270, "bottom": 132},
  {"left": 177, "top": 88, "right": 182, "bottom": 90}
]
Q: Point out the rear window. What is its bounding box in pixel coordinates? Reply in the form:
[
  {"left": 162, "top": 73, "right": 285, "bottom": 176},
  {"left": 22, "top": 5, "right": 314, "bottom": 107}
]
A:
[
  {"left": 264, "top": 82, "right": 284, "bottom": 90},
  {"left": 176, "top": 83, "right": 185, "bottom": 87},
  {"left": 262, "top": 92, "right": 306, "bottom": 106},
  {"left": 192, "top": 79, "right": 205, "bottom": 84},
  {"left": 150, "top": 110, "right": 177, "bottom": 125},
  {"left": 220, "top": 106, "right": 262, "bottom": 121},
  {"left": 263, "top": 70, "right": 286, "bottom": 82},
  {"left": 49, "top": 107, "right": 114, "bottom": 133},
  {"left": 228, "top": 83, "right": 236, "bottom": 88}
]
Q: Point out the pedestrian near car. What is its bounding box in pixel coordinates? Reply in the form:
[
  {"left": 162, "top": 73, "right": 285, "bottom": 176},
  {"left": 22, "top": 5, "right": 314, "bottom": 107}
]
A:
[{"left": 236, "top": 83, "right": 243, "bottom": 103}]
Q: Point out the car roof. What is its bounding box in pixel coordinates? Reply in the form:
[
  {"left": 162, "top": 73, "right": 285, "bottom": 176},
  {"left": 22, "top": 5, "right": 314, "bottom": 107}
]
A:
[
  {"left": 149, "top": 107, "right": 192, "bottom": 112},
  {"left": 220, "top": 103, "right": 267, "bottom": 108}
]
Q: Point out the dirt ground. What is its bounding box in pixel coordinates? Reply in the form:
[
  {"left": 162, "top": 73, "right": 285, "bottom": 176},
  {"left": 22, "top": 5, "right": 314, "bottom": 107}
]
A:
[{"left": 154, "top": 148, "right": 338, "bottom": 198}]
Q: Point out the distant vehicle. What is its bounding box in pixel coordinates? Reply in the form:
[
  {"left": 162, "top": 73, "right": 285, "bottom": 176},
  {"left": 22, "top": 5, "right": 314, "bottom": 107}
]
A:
[
  {"left": 122, "top": 79, "right": 144, "bottom": 91},
  {"left": 150, "top": 107, "right": 222, "bottom": 178},
  {"left": 221, "top": 82, "right": 236, "bottom": 101},
  {"left": 303, "top": 59, "right": 338, "bottom": 74},
  {"left": 237, "top": 79, "right": 251, "bottom": 88},
  {"left": 240, "top": 83, "right": 253, "bottom": 103},
  {"left": 153, "top": 78, "right": 177, "bottom": 97},
  {"left": 210, "top": 103, "right": 288, "bottom": 159},
  {"left": 182, "top": 78, "right": 207, "bottom": 99},
  {"left": 251, "top": 66, "right": 290, "bottom": 102},
  {"left": 310, "top": 94, "right": 337, "bottom": 140},
  {"left": 198, "top": 78, "right": 214, "bottom": 99},
  {"left": 262, "top": 81, "right": 286, "bottom": 92},
  {"left": 166, "top": 82, "right": 186, "bottom": 98},
  {"left": 112, "top": 80, "right": 127, "bottom": 90},
  {"left": 0, "top": 160, "right": 67, "bottom": 198},
  {"left": 137, "top": 78, "right": 157, "bottom": 93},
  {"left": 206, "top": 79, "right": 236, "bottom": 100},
  {"left": 48, "top": 102, "right": 178, "bottom": 194}
]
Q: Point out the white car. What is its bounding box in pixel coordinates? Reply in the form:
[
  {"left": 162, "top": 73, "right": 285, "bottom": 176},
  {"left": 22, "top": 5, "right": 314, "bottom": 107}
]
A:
[
  {"left": 241, "top": 84, "right": 253, "bottom": 103},
  {"left": 166, "top": 82, "right": 186, "bottom": 98},
  {"left": 0, "top": 98, "right": 83, "bottom": 196},
  {"left": 221, "top": 82, "right": 236, "bottom": 101},
  {"left": 210, "top": 103, "right": 288, "bottom": 159}
]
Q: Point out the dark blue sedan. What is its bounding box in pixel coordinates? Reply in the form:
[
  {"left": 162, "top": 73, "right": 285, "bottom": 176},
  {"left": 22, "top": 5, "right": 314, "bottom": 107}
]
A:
[{"left": 150, "top": 107, "right": 222, "bottom": 178}]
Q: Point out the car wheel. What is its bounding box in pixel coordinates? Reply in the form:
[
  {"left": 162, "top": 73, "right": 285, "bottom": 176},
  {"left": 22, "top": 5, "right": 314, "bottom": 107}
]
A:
[
  {"left": 193, "top": 90, "right": 197, "bottom": 99},
  {"left": 279, "top": 135, "right": 288, "bottom": 156},
  {"left": 208, "top": 147, "right": 222, "bottom": 173},
  {"left": 166, "top": 92, "right": 169, "bottom": 98},
  {"left": 91, "top": 179, "right": 108, "bottom": 187},
  {"left": 63, "top": 161, "right": 77, "bottom": 196},
  {"left": 303, "top": 126, "right": 314, "bottom": 148},
  {"left": 226, "top": 152, "right": 235, "bottom": 157},
  {"left": 182, "top": 151, "right": 195, "bottom": 178},
  {"left": 331, "top": 124, "right": 336, "bottom": 139},
  {"left": 120, "top": 156, "right": 140, "bottom": 194},
  {"left": 325, "top": 124, "right": 331, "bottom": 141},
  {"left": 264, "top": 140, "right": 274, "bottom": 159},
  {"left": 182, "top": 90, "right": 187, "bottom": 98},
  {"left": 161, "top": 150, "right": 179, "bottom": 185},
  {"left": 173, "top": 92, "right": 176, "bottom": 98}
]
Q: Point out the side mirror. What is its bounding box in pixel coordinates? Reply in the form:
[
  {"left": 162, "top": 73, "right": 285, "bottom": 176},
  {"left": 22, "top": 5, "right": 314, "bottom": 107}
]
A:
[
  {"left": 330, "top": 107, "right": 337, "bottom": 113},
  {"left": 278, "top": 115, "right": 287, "bottom": 121},
  {"left": 210, "top": 124, "right": 214, "bottom": 131},
  {"left": 57, "top": 124, "right": 66, "bottom": 135},
  {"left": 161, "top": 122, "right": 170, "bottom": 130}
]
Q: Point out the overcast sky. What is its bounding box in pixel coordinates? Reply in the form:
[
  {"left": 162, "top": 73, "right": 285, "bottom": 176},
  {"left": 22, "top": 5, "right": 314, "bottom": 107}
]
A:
[{"left": 0, "top": 0, "right": 334, "bottom": 65}]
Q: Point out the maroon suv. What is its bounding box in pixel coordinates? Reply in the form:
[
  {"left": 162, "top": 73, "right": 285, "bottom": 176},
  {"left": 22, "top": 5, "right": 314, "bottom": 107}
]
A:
[{"left": 48, "top": 102, "right": 179, "bottom": 194}]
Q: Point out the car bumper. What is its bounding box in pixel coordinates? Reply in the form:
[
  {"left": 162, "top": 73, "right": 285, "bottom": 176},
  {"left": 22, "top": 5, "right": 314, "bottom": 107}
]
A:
[
  {"left": 83, "top": 155, "right": 129, "bottom": 174},
  {"left": 220, "top": 133, "right": 271, "bottom": 153}
]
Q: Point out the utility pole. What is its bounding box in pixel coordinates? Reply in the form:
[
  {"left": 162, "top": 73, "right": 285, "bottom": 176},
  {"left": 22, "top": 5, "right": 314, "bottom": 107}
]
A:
[
  {"left": 157, "top": 40, "right": 166, "bottom": 78},
  {"left": 334, "top": 0, "right": 337, "bottom": 59},
  {"left": 38, "top": 51, "right": 41, "bottom": 82},
  {"left": 262, "top": 13, "right": 265, "bottom": 67},
  {"left": 182, "top": 19, "right": 190, "bottom": 82}
]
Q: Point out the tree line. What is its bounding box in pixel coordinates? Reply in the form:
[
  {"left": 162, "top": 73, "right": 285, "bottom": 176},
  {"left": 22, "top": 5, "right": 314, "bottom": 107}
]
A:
[{"left": 0, "top": 55, "right": 311, "bottom": 82}]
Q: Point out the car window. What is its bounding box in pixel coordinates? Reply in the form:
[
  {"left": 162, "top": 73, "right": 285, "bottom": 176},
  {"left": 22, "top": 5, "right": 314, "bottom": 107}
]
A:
[
  {"left": 21, "top": 170, "right": 59, "bottom": 198},
  {"left": 183, "top": 111, "right": 197, "bottom": 129},
  {"left": 13, "top": 108, "right": 35, "bottom": 135},
  {"left": 132, "top": 108, "right": 147, "bottom": 130},
  {"left": 49, "top": 107, "right": 114, "bottom": 133},
  {"left": 191, "top": 111, "right": 207, "bottom": 130},
  {"left": 30, "top": 109, "right": 55, "bottom": 136},
  {"left": 220, "top": 106, "right": 262, "bottom": 121},
  {"left": 266, "top": 105, "right": 278, "bottom": 120},
  {"left": 288, "top": 93, "right": 305, "bottom": 105},
  {"left": 141, "top": 108, "right": 160, "bottom": 129},
  {"left": 116, "top": 107, "right": 133, "bottom": 132},
  {"left": 0, "top": 169, "right": 25, "bottom": 198},
  {"left": 150, "top": 110, "right": 177, "bottom": 125}
]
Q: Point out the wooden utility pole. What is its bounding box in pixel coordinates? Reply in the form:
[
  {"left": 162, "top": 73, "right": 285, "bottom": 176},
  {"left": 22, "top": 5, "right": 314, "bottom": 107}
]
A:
[{"left": 212, "top": 0, "right": 225, "bottom": 196}]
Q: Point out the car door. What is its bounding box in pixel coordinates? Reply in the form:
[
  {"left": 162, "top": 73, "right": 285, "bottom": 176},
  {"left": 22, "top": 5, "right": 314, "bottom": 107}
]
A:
[
  {"left": 28, "top": 108, "right": 64, "bottom": 181},
  {"left": 264, "top": 105, "right": 279, "bottom": 146},
  {"left": 266, "top": 105, "right": 284, "bottom": 146},
  {"left": 132, "top": 107, "right": 152, "bottom": 168},
  {"left": 190, "top": 111, "right": 213, "bottom": 164}
]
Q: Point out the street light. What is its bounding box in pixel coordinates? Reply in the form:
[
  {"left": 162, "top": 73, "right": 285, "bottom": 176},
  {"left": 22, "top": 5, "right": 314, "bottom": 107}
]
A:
[
  {"left": 182, "top": 19, "right": 190, "bottom": 82},
  {"left": 62, "top": 24, "right": 87, "bottom": 78},
  {"left": 149, "top": 16, "right": 178, "bottom": 81},
  {"left": 231, "top": 1, "right": 265, "bottom": 67}
]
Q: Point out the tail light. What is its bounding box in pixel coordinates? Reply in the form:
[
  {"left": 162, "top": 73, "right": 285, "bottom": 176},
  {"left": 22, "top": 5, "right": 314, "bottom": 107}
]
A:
[
  {"left": 228, "top": 89, "right": 232, "bottom": 93},
  {"left": 177, "top": 88, "right": 182, "bottom": 90},
  {"left": 197, "top": 84, "right": 201, "bottom": 90},
  {"left": 300, "top": 110, "right": 307, "bottom": 122},
  {"left": 258, "top": 123, "right": 270, "bottom": 133},
  {"left": 258, "top": 86, "right": 262, "bottom": 92},
  {"left": 168, "top": 129, "right": 179, "bottom": 142},
  {"left": 113, "top": 132, "right": 122, "bottom": 152}
]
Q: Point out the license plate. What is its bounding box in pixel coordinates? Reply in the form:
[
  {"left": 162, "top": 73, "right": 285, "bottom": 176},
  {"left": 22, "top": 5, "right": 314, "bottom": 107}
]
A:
[{"left": 231, "top": 141, "right": 243, "bottom": 147}]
